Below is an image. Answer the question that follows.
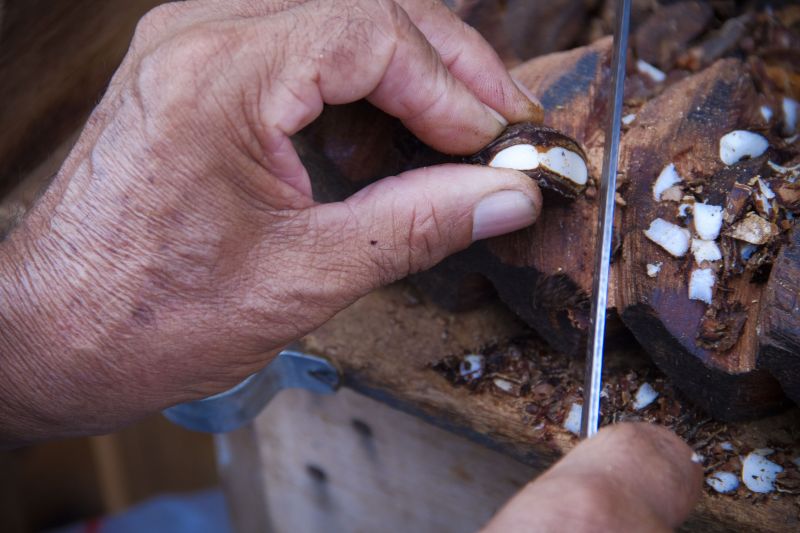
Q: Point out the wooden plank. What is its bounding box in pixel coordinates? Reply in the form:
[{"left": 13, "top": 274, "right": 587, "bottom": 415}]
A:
[
  {"left": 215, "top": 426, "right": 271, "bottom": 533},
  {"left": 250, "top": 387, "right": 536, "bottom": 533},
  {"left": 292, "top": 283, "right": 800, "bottom": 531}
]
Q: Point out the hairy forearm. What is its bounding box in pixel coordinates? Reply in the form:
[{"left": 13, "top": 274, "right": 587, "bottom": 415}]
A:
[
  {"left": 0, "top": 230, "right": 78, "bottom": 446},
  {"left": 0, "top": 177, "right": 149, "bottom": 446}
]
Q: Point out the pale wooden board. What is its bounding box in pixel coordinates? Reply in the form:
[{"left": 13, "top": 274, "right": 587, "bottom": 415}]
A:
[{"left": 251, "top": 387, "right": 536, "bottom": 533}]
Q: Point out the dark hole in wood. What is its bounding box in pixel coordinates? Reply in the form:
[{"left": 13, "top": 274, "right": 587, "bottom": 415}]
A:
[
  {"left": 305, "top": 464, "right": 328, "bottom": 483},
  {"left": 351, "top": 418, "right": 373, "bottom": 439}
]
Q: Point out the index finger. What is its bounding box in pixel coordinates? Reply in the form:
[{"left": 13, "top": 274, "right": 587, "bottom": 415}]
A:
[
  {"left": 396, "top": 0, "right": 543, "bottom": 124},
  {"left": 248, "top": 0, "right": 515, "bottom": 154}
]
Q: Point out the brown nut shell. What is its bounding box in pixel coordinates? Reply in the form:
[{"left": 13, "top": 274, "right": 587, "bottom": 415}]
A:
[{"left": 469, "top": 123, "right": 589, "bottom": 200}]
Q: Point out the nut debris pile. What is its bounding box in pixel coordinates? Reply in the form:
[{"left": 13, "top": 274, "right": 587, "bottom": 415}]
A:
[
  {"left": 644, "top": 146, "right": 797, "bottom": 315},
  {"left": 432, "top": 336, "right": 800, "bottom": 504}
]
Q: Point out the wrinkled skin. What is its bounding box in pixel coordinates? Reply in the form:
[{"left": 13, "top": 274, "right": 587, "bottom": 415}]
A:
[{"left": 0, "top": 1, "right": 700, "bottom": 529}]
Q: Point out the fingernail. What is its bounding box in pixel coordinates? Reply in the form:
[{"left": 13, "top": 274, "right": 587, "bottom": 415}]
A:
[
  {"left": 512, "top": 76, "right": 543, "bottom": 108},
  {"left": 484, "top": 104, "right": 508, "bottom": 127},
  {"left": 472, "top": 190, "right": 537, "bottom": 241}
]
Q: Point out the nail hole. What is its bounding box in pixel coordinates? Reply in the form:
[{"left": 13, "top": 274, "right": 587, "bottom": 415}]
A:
[
  {"left": 351, "top": 418, "right": 373, "bottom": 439},
  {"left": 306, "top": 464, "right": 327, "bottom": 483}
]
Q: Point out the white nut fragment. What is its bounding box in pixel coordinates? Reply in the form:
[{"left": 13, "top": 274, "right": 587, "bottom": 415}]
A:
[
  {"left": 653, "top": 163, "right": 683, "bottom": 201},
  {"left": 691, "top": 239, "right": 722, "bottom": 264},
  {"left": 760, "top": 105, "right": 773, "bottom": 122},
  {"left": 719, "top": 130, "right": 769, "bottom": 165},
  {"left": 784, "top": 96, "right": 798, "bottom": 136},
  {"left": 689, "top": 268, "right": 715, "bottom": 305},
  {"left": 720, "top": 442, "right": 735, "bottom": 452},
  {"left": 622, "top": 113, "right": 637, "bottom": 125},
  {"left": 489, "top": 144, "right": 540, "bottom": 170},
  {"left": 646, "top": 262, "right": 662, "bottom": 278},
  {"left": 459, "top": 354, "right": 484, "bottom": 380},
  {"left": 706, "top": 471, "right": 739, "bottom": 494},
  {"left": 754, "top": 178, "right": 776, "bottom": 219},
  {"left": 636, "top": 59, "right": 666, "bottom": 83},
  {"left": 563, "top": 403, "right": 583, "bottom": 436},
  {"left": 693, "top": 202, "right": 723, "bottom": 240},
  {"left": 756, "top": 177, "right": 776, "bottom": 199},
  {"left": 728, "top": 212, "right": 776, "bottom": 245},
  {"left": 742, "top": 450, "right": 783, "bottom": 493},
  {"left": 538, "top": 147, "right": 589, "bottom": 185},
  {"left": 678, "top": 202, "right": 692, "bottom": 218},
  {"left": 644, "top": 218, "right": 691, "bottom": 257},
  {"left": 493, "top": 377, "right": 514, "bottom": 393},
  {"left": 632, "top": 382, "right": 659, "bottom": 410}
]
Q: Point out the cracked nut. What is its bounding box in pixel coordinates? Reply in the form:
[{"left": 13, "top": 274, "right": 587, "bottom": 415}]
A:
[{"left": 470, "top": 123, "right": 589, "bottom": 200}]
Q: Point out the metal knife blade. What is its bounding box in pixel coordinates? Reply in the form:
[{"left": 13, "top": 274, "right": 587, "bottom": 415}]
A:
[{"left": 580, "top": 0, "right": 631, "bottom": 439}]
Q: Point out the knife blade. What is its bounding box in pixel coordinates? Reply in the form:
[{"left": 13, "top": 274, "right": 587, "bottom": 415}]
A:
[{"left": 580, "top": 0, "right": 631, "bottom": 439}]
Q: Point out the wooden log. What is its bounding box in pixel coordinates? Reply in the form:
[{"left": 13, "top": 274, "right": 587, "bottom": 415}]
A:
[
  {"left": 759, "top": 227, "right": 800, "bottom": 405},
  {"left": 616, "top": 57, "right": 792, "bottom": 419},
  {"left": 295, "top": 25, "right": 799, "bottom": 419},
  {"left": 471, "top": 38, "right": 615, "bottom": 356},
  {"left": 632, "top": 0, "right": 713, "bottom": 71},
  {"left": 455, "top": 0, "right": 598, "bottom": 66}
]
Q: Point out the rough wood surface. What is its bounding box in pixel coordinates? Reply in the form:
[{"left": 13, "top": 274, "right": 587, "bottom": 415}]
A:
[
  {"left": 617, "top": 57, "right": 791, "bottom": 419},
  {"left": 291, "top": 284, "right": 800, "bottom": 532},
  {"left": 294, "top": 6, "right": 800, "bottom": 420},
  {"left": 454, "top": 0, "right": 599, "bottom": 67},
  {"left": 760, "top": 227, "right": 800, "bottom": 405}
]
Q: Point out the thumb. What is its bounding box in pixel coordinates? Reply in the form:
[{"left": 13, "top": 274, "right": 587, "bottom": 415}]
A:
[
  {"left": 306, "top": 163, "right": 541, "bottom": 294},
  {"left": 482, "top": 423, "right": 703, "bottom": 533}
]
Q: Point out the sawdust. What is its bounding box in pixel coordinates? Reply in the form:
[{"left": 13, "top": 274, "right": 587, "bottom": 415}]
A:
[{"left": 432, "top": 334, "right": 800, "bottom": 503}]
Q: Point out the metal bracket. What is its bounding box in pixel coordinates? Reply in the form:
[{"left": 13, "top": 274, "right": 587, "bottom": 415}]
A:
[{"left": 162, "top": 349, "right": 339, "bottom": 433}]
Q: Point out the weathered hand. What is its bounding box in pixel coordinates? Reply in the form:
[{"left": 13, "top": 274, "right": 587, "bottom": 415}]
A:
[
  {"left": 0, "top": 0, "right": 542, "bottom": 443},
  {"left": 484, "top": 424, "right": 703, "bottom": 533}
]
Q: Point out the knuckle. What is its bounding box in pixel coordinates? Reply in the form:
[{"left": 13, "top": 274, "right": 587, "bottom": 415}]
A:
[
  {"left": 371, "top": 246, "right": 405, "bottom": 285},
  {"left": 131, "top": 3, "right": 185, "bottom": 51},
  {"left": 134, "top": 23, "right": 241, "bottom": 113},
  {"left": 404, "top": 202, "right": 444, "bottom": 273},
  {"left": 375, "top": 0, "right": 415, "bottom": 42}
]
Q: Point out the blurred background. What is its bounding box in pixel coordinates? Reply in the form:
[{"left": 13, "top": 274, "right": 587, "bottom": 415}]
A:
[{"left": 0, "top": 415, "right": 223, "bottom": 532}]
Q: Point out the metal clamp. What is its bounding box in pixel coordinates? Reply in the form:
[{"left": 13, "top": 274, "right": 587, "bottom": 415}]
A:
[{"left": 162, "top": 349, "right": 339, "bottom": 433}]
